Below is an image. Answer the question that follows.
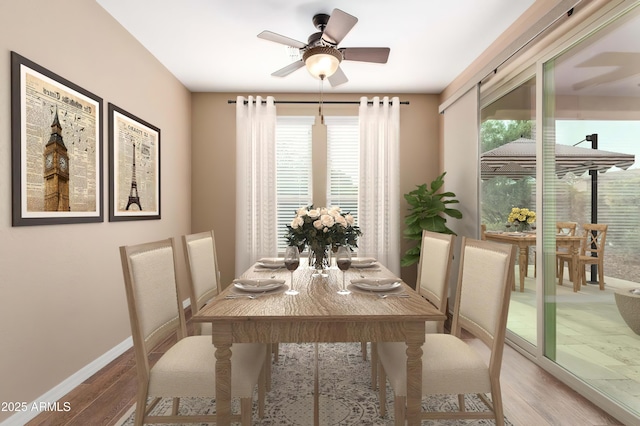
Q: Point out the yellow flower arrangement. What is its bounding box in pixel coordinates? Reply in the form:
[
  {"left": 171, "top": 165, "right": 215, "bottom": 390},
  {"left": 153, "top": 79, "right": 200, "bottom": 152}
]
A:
[{"left": 507, "top": 207, "right": 536, "bottom": 230}]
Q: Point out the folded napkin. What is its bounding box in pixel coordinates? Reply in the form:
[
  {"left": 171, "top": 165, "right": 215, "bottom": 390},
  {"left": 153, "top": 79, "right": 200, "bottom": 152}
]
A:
[
  {"left": 257, "top": 257, "right": 284, "bottom": 265},
  {"left": 233, "top": 278, "right": 285, "bottom": 287},
  {"left": 350, "top": 257, "right": 377, "bottom": 266},
  {"left": 351, "top": 278, "right": 399, "bottom": 287}
]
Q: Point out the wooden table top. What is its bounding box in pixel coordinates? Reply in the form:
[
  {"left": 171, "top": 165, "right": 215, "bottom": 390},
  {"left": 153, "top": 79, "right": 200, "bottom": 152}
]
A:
[
  {"left": 484, "top": 231, "right": 582, "bottom": 244},
  {"left": 193, "top": 260, "right": 445, "bottom": 324}
]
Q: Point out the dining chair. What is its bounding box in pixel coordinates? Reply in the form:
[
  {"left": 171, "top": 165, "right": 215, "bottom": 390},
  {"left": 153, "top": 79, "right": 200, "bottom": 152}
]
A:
[
  {"left": 183, "top": 230, "right": 274, "bottom": 389},
  {"left": 555, "top": 221, "right": 578, "bottom": 280},
  {"left": 370, "top": 231, "right": 455, "bottom": 391},
  {"left": 120, "top": 237, "right": 266, "bottom": 425},
  {"left": 559, "top": 223, "right": 608, "bottom": 290},
  {"left": 182, "top": 230, "right": 221, "bottom": 336},
  {"left": 376, "top": 236, "right": 516, "bottom": 426}
]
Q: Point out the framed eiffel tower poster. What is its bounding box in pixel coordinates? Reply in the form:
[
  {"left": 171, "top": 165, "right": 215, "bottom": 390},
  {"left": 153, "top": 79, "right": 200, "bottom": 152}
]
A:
[{"left": 108, "top": 103, "right": 160, "bottom": 221}]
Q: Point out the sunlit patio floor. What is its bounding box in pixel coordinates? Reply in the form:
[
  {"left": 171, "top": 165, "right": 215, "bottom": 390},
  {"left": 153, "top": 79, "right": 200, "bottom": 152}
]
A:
[{"left": 507, "top": 267, "right": 640, "bottom": 415}]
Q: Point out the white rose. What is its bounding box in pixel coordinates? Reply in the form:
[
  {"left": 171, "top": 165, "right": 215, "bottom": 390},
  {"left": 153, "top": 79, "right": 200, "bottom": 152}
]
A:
[
  {"left": 345, "top": 214, "right": 355, "bottom": 226},
  {"left": 296, "top": 207, "right": 309, "bottom": 217},
  {"left": 335, "top": 215, "right": 347, "bottom": 227},
  {"left": 308, "top": 209, "right": 320, "bottom": 219},
  {"left": 313, "top": 219, "right": 323, "bottom": 230},
  {"left": 319, "top": 207, "right": 328, "bottom": 215},
  {"left": 320, "top": 214, "right": 335, "bottom": 228},
  {"left": 291, "top": 216, "right": 304, "bottom": 229}
]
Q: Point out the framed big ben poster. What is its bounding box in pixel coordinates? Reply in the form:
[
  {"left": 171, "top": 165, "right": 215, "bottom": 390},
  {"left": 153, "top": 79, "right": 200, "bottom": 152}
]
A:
[{"left": 11, "top": 52, "right": 103, "bottom": 226}]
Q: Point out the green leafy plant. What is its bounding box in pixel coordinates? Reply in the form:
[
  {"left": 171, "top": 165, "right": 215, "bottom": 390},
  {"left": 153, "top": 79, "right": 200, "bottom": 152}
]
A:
[{"left": 401, "top": 172, "right": 463, "bottom": 266}]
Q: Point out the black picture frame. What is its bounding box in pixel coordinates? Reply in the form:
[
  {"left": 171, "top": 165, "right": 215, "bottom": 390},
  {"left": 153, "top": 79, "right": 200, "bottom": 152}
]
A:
[
  {"left": 11, "top": 51, "right": 103, "bottom": 226},
  {"left": 108, "top": 103, "right": 161, "bottom": 221}
]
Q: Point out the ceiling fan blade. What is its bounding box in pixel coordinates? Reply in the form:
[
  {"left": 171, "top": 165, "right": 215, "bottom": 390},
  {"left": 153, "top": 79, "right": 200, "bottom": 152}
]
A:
[
  {"left": 341, "top": 47, "right": 390, "bottom": 63},
  {"left": 322, "top": 8, "right": 358, "bottom": 45},
  {"left": 258, "top": 30, "right": 306, "bottom": 49},
  {"left": 272, "top": 60, "right": 305, "bottom": 77},
  {"left": 327, "top": 66, "right": 348, "bottom": 87}
]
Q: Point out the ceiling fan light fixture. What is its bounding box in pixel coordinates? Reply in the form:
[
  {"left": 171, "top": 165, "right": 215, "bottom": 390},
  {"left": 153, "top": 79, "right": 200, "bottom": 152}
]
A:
[{"left": 303, "top": 46, "right": 342, "bottom": 79}]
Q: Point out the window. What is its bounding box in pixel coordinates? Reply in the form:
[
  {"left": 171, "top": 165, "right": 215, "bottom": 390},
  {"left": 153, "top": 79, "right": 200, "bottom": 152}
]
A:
[
  {"left": 275, "top": 115, "right": 359, "bottom": 252},
  {"left": 275, "top": 116, "right": 314, "bottom": 252},
  {"left": 326, "top": 116, "right": 359, "bottom": 222}
]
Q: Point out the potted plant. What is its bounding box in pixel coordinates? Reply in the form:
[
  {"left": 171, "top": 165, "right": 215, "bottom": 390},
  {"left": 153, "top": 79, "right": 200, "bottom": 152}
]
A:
[{"left": 401, "top": 172, "right": 463, "bottom": 266}]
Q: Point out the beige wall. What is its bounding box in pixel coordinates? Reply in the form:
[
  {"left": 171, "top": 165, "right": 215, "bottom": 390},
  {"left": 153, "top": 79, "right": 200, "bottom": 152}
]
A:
[
  {"left": 0, "top": 1, "right": 191, "bottom": 420},
  {"left": 191, "top": 92, "right": 441, "bottom": 290}
]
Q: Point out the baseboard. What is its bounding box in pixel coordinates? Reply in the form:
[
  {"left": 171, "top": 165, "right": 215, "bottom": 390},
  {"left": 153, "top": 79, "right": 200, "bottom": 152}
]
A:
[
  {"left": 1, "top": 336, "right": 133, "bottom": 426},
  {"left": 1, "top": 299, "right": 191, "bottom": 426}
]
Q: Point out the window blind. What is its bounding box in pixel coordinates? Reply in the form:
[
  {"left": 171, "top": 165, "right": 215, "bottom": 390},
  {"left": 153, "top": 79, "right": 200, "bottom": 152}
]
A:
[
  {"left": 326, "top": 116, "right": 360, "bottom": 222},
  {"left": 275, "top": 116, "right": 314, "bottom": 252}
]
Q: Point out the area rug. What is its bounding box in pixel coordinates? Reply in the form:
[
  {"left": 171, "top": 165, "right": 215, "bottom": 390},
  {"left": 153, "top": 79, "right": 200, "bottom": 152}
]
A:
[{"left": 119, "top": 342, "right": 512, "bottom": 425}]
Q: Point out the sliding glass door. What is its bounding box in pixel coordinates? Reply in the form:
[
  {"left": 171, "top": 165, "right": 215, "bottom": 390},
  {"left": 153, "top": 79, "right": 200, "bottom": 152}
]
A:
[
  {"left": 541, "top": 5, "right": 640, "bottom": 416},
  {"left": 480, "top": 76, "right": 537, "bottom": 347},
  {"left": 480, "top": 4, "right": 640, "bottom": 421}
]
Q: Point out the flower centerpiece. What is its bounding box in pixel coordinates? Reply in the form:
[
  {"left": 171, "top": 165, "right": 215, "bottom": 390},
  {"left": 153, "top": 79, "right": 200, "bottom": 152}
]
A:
[
  {"left": 285, "top": 206, "right": 362, "bottom": 272},
  {"left": 508, "top": 207, "right": 536, "bottom": 232}
]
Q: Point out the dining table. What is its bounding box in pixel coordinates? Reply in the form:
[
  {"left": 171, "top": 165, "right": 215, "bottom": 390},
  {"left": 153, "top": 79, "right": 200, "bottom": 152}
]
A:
[
  {"left": 483, "top": 231, "right": 583, "bottom": 292},
  {"left": 192, "top": 257, "right": 446, "bottom": 425}
]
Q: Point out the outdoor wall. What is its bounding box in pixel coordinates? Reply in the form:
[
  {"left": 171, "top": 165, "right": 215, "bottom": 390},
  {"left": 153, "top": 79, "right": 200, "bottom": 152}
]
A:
[
  {"left": 0, "top": 1, "right": 191, "bottom": 422},
  {"left": 191, "top": 92, "right": 441, "bottom": 290}
]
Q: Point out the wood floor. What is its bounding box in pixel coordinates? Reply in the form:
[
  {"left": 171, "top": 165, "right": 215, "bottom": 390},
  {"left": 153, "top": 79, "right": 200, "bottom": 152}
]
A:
[{"left": 25, "top": 315, "right": 623, "bottom": 426}]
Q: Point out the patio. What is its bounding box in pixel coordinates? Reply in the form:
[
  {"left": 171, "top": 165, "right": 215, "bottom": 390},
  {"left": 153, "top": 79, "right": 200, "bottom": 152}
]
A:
[{"left": 507, "top": 266, "right": 640, "bottom": 414}]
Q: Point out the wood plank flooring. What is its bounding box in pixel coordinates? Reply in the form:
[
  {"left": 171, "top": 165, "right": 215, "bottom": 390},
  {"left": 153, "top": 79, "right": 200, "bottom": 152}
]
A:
[{"left": 25, "top": 315, "right": 623, "bottom": 426}]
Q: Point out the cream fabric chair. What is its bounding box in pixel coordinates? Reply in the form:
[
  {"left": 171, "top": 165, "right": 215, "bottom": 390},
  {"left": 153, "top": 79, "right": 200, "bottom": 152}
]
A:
[
  {"left": 183, "top": 230, "right": 274, "bottom": 389},
  {"left": 120, "top": 238, "right": 266, "bottom": 425},
  {"left": 377, "top": 237, "right": 516, "bottom": 426},
  {"left": 182, "top": 230, "right": 221, "bottom": 335},
  {"left": 371, "top": 231, "right": 455, "bottom": 391}
]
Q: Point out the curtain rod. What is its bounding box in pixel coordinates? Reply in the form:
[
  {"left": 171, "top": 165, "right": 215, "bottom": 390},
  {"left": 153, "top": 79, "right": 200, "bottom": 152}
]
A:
[{"left": 228, "top": 100, "right": 409, "bottom": 105}]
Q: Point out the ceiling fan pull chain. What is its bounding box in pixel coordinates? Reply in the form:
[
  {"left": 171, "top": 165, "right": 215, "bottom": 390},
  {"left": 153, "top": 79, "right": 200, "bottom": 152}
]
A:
[{"left": 319, "top": 76, "right": 325, "bottom": 124}]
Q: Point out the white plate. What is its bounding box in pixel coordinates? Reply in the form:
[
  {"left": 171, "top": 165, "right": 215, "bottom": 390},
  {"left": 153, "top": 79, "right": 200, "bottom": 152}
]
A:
[
  {"left": 256, "top": 258, "right": 285, "bottom": 268},
  {"left": 485, "top": 230, "right": 503, "bottom": 234},
  {"left": 347, "top": 283, "right": 405, "bottom": 295},
  {"left": 351, "top": 278, "right": 402, "bottom": 292},
  {"left": 233, "top": 279, "right": 285, "bottom": 292}
]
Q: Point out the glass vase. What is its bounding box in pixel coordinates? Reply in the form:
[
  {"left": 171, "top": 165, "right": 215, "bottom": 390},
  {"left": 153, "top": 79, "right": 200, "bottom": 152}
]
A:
[{"left": 309, "top": 245, "right": 330, "bottom": 277}]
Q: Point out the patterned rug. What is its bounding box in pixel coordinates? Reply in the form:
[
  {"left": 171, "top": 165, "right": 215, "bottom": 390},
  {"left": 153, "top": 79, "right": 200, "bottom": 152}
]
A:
[{"left": 119, "top": 342, "right": 512, "bottom": 425}]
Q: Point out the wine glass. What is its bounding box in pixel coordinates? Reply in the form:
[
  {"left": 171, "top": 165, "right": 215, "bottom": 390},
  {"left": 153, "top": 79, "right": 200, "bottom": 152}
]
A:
[
  {"left": 336, "top": 246, "right": 352, "bottom": 295},
  {"left": 505, "top": 221, "right": 512, "bottom": 232},
  {"left": 284, "top": 246, "right": 300, "bottom": 295}
]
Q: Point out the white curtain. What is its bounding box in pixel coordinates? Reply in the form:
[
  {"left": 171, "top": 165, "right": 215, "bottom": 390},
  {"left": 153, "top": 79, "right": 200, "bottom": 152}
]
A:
[
  {"left": 235, "top": 96, "right": 277, "bottom": 276},
  {"left": 358, "top": 96, "right": 401, "bottom": 276}
]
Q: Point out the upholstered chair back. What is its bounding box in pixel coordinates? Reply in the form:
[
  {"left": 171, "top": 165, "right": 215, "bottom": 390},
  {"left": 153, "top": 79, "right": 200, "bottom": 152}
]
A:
[
  {"left": 452, "top": 238, "right": 516, "bottom": 350},
  {"left": 120, "top": 238, "right": 186, "bottom": 358},
  {"left": 183, "top": 230, "right": 221, "bottom": 313},
  {"left": 417, "top": 230, "right": 455, "bottom": 316}
]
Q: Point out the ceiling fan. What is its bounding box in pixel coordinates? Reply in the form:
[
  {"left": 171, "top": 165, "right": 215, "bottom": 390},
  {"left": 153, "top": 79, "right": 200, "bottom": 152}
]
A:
[{"left": 258, "top": 8, "right": 390, "bottom": 87}]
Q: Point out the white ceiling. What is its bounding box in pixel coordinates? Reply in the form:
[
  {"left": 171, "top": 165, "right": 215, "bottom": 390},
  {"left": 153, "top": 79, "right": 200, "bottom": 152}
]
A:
[{"left": 96, "top": 0, "right": 536, "bottom": 94}]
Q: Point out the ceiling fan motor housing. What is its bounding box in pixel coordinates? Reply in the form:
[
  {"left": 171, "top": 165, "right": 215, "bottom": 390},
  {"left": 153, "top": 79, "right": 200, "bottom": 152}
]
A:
[{"left": 302, "top": 46, "right": 343, "bottom": 79}]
